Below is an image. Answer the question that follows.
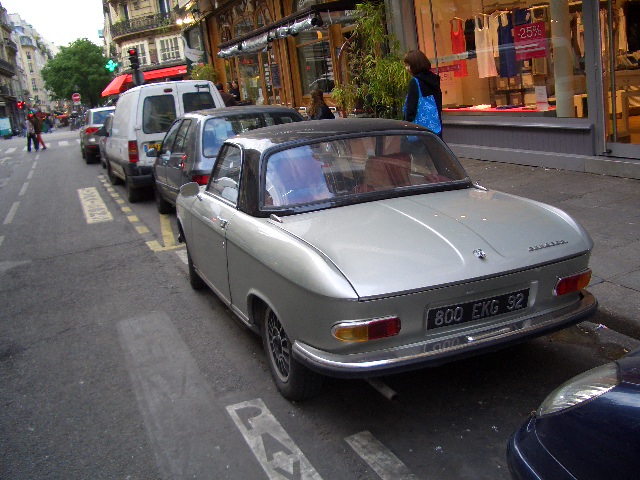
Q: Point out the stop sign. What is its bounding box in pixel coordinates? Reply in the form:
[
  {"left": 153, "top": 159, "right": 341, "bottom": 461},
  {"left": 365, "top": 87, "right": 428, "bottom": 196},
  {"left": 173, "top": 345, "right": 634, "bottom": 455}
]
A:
[{"left": 72, "top": 93, "right": 81, "bottom": 102}]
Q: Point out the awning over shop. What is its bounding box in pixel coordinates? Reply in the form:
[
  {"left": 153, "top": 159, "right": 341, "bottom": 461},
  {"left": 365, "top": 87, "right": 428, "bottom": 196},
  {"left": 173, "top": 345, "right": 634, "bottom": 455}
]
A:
[
  {"left": 216, "top": 0, "right": 361, "bottom": 59},
  {"left": 101, "top": 74, "right": 131, "bottom": 97},
  {"left": 101, "top": 65, "right": 188, "bottom": 97}
]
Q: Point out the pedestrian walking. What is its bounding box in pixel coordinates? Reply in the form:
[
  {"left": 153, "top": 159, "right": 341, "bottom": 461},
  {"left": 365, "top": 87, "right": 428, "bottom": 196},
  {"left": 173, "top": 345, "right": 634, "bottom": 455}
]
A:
[
  {"left": 307, "top": 89, "right": 335, "bottom": 120},
  {"left": 229, "top": 80, "right": 241, "bottom": 102},
  {"left": 403, "top": 50, "right": 443, "bottom": 137},
  {"left": 32, "top": 113, "right": 47, "bottom": 149},
  {"left": 26, "top": 115, "right": 39, "bottom": 152}
]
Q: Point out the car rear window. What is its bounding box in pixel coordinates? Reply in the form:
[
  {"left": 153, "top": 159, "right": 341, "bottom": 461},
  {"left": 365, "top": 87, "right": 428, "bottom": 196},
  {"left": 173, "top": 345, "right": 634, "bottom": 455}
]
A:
[
  {"left": 92, "top": 110, "right": 113, "bottom": 125},
  {"left": 264, "top": 134, "right": 468, "bottom": 207},
  {"left": 183, "top": 92, "right": 215, "bottom": 113},
  {"left": 143, "top": 95, "right": 177, "bottom": 134}
]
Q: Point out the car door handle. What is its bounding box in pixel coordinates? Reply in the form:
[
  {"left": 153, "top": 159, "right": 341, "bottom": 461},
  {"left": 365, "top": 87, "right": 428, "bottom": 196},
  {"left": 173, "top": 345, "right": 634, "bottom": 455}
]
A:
[{"left": 216, "top": 216, "right": 228, "bottom": 228}]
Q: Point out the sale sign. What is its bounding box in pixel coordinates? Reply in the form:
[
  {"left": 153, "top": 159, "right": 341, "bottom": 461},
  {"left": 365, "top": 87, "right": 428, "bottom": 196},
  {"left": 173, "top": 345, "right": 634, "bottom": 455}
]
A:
[{"left": 514, "top": 21, "right": 547, "bottom": 61}]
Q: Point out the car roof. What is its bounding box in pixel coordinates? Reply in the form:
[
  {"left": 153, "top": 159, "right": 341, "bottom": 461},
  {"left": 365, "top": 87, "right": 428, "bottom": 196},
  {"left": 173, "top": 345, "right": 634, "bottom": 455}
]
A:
[
  {"left": 228, "top": 118, "right": 429, "bottom": 151},
  {"left": 185, "top": 105, "right": 302, "bottom": 119},
  {"left": 90, "top": 106, "right": 116, "bottom": 112}
]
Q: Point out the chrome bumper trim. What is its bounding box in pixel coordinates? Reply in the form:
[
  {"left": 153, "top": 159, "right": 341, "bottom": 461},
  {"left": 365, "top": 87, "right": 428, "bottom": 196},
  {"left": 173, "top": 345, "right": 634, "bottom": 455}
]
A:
[{"left": 292, "top": 290, "right": 597, "bottom": 378}]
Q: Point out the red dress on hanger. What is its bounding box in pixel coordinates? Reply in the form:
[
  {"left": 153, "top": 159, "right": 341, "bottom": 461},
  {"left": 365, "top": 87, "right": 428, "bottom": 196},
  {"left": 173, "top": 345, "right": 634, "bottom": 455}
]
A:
[{"left": 450, "top": 18, "right": 468, "bottom": 78}]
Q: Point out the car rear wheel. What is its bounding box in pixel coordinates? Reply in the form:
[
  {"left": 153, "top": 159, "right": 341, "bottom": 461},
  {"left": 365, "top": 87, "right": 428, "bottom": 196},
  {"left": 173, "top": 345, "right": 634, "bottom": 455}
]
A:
[
  {"left": 125, "top": 174, "right": 142, "bottom": 203},
  {"left": 261, "top": 306, "right": 323, "bottom": 401},
  {"left": 186, "top": 242, "right": 205, "bottom": 290},
  {"left": 155, "top": 182, "right": 173, "bottom": 214},
  {"left": 80, "top": 145, "right": 86, "bottom": 160},
  {"left": 107, "top": 161, "right": 122, "bottom": 185}
]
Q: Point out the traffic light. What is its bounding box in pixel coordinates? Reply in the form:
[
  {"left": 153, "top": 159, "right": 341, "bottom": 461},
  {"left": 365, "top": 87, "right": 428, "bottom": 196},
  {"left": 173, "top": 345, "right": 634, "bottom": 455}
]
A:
[
  {"left": 128, "top": 48, "right": 140, "bottom": 70},
  {"left": 105, "top": 59, "right": 118, "bottom": 72},
  {"left": 17, "top": 101, "right": 25, "bottom": 109}
]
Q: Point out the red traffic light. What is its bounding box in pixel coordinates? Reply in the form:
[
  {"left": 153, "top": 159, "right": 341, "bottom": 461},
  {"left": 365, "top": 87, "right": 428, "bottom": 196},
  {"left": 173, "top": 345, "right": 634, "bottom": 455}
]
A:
[
  {"left": 128, "top": 48, "right": 137, "bottom": 56},
  {"left": 17, "top": 101, "right": 25, "bottom": 109}
]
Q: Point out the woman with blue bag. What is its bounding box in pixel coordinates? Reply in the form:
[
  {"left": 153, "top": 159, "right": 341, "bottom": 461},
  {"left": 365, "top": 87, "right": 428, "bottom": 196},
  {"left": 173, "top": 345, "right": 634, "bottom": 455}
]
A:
[{"left": 403, "top": 50, "right": 443, "bottom": 137}]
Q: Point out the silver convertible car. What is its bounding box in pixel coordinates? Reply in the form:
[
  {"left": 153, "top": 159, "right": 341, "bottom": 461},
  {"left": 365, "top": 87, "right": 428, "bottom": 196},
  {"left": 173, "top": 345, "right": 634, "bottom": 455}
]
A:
[{"left": 176, "top": 119, "right": 597, "bottom": 400}]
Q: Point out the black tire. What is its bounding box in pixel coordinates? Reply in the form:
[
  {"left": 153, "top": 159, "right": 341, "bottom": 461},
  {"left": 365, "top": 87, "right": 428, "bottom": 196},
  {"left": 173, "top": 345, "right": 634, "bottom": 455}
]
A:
[
  {"left": 186, "top": 242, "right": 205, "bottom": 290},
  {"left": 84, "top": 149, "right": 93, "bottom": 164},
  {"left": 261, "top": 306, "right": 323, "bottom": 401},
  {"left": 81, "top": 145, "right": 86, "bottom": 160},
  {"left": 107, "top": 161, "right": 122, "bottom": 185},
  {"left": 155, "top": 182, "right": 173, "bottom": 214},
  {"left": 125, "top": 174, "right": 142, "bottom": 203}
]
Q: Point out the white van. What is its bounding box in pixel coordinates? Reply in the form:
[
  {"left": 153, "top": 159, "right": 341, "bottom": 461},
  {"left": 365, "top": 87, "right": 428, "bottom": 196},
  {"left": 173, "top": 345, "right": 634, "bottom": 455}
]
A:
[{"left": 106, "top": 80, "right": 225, "bottom": 202}]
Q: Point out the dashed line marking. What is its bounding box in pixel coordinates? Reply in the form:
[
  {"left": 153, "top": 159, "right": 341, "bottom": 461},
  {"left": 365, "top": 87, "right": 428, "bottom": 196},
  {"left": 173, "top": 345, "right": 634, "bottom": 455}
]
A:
[
  {"left": 346, "top": 431, "right": 418, "bottom": 480},
  {"left": 78, "top": 187, "right": 113, "bottom": 224},
  {"left": 59, "top": 140, "right": 69, "bottom": 146},
  {"left": 3, "top": 201, "right": 19, "bottom": 225},
  {"left": 26, "top": 170, "right": 33, "bottom": 180},
  {"left": 136, "top": 226, "right": 149, "bottom": 234},
  {"left": 227, "top": 398, "right": 323, "bottom": 480},
  {"left": 6, "top": 147, "right": 16, "bottom": 154},
  {"left": 127, "top": 215, "right": 139, "bottom": 222},
  {"left": 19, "top": 182, "right": 29, "bottom": 196},
  {"left": 0, "top": 235, "right": 4, "bottom": 248}
]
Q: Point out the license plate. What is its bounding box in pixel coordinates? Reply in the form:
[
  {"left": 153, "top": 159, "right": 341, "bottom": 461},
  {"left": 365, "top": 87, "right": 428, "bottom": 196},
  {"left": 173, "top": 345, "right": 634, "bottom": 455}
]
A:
[{"left": 426, "top": 288, "right": 529, "bottom": 330}]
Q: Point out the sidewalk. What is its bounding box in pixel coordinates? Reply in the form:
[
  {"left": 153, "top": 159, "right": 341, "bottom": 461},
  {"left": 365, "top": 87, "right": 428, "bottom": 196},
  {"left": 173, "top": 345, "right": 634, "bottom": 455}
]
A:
[{"left": 459, "top": 157, "right": 640, "bottom": 340}]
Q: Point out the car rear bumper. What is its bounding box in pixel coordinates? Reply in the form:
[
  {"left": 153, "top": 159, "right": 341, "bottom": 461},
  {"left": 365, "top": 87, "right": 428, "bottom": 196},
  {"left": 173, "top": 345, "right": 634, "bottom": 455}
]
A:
[{"left": 293, "top": 290, "right": 597, "bottom": 378}]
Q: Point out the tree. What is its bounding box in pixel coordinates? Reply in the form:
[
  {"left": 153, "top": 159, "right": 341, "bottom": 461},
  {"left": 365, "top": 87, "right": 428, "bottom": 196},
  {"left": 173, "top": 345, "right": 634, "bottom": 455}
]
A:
[
  {"left": 41, "top": 38, "right": 113, "bottom": 107},
  {"left": 332, "top": 2, "right": 409, "bottom": 119},
  {"left": 189, "top": 62, "right": 218, "bottom": 83}
]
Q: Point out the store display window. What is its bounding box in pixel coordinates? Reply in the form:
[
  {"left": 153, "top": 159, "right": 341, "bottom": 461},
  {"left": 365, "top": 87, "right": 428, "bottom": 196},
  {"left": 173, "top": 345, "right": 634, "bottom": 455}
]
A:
[{"left": 414, "top": 0, "right": 586, "bottom": 117}]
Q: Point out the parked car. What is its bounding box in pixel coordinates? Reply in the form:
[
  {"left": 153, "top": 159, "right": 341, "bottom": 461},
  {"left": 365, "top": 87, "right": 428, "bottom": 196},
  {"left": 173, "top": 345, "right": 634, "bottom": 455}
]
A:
[
  {"left": 105, "top": 80, "right": 225, "bottom": 202},
  {"left": 176, "top": 118, "right": 597, "bottom": 401},
  {"left": 148, "top": 106, "right": 304, "bottom": 213},
  {"left": 80, "top": 106, "right": 115, "bottom": 164},
  {"left": 96, "top": 113, "right": 113, "bottom": 169},
  {"left": 507, "top": 348, "right": 640, "bottom": 480}
]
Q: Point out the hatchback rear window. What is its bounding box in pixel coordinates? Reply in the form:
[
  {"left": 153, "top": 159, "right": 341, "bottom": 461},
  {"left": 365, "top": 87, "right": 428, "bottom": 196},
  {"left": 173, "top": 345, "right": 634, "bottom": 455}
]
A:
[
  {"left": 143, "top": 95, "right": 176, "bottom": 133},
  {"left": 92, "top": 110, "right": 113, "bottom": 125},
  {"left": 183, "top": 92, "right": 215, "bottom": 113}
]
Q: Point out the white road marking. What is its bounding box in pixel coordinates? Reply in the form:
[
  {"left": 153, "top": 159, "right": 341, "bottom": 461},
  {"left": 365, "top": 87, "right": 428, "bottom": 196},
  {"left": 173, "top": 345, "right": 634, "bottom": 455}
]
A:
[
  {"left": 26, "top": 170, "right": 33, "bottom": 180},
  {"left": 59, "top": 140, "right": 69, "bottom": 146},
  {"left": 3, "top": 202, "right": 19, "bottom": 225},
  {"left": 227, "top": 398, "right": 323, "bottom": 480},
  {"left": 0, "top": 235, "right": 4, "bottom": 248},
  {"left": 31, "top": 161, "right": 37, "bottom": 169},
  {"left": 19, "top": 182, "right": 28, "bottom": 196},
  {"left": 6, "top": 147, "right": 16, "bottom": 153},
  {"left": 118, "top": 313, "right": 232, "bottom": 479},
  {"left": 78, "top": 187, "right": 113, "bottom": 224},
  {"left": 175, "top": 250, "right": 188, "bottom": 264},
  {"left": 345, "top": 431, "right": 419, "bottom": 480}
]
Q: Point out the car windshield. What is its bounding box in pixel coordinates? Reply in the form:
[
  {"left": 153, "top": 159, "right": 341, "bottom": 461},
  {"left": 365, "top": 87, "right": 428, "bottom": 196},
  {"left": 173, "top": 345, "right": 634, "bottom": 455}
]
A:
[
  {"left": 264, "top": 134, "right": 468, "bottom": 207},
  {"left": 92, "top": 110, "right": 113, "bottom": 125},
  {"left": 202, "top": 113, "right": 300, "bottom": 158}
]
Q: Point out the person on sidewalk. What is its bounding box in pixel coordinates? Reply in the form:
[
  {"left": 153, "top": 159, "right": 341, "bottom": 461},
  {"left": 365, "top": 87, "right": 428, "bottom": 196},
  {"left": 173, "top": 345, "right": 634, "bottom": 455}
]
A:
[
  {"left": 32, "top": 113, "right": 47, "bottom": 150},
  {"left": 26, "top": 115, "right": 39, "bottom": 152},
  {"left": 308, "top": 89, "right": 335, "bottom": 120},
  {"left": 403, "top": 50, "right": 443, "bottom": 137},
  {"left": 216, "top": 83, "right": 237, "bottom": 107}
]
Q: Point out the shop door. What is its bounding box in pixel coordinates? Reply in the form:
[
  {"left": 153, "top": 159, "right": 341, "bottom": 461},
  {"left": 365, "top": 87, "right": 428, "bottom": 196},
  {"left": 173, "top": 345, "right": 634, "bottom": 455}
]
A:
[{"left": 602, "top": 0, "right": 640, "bottom": 158}]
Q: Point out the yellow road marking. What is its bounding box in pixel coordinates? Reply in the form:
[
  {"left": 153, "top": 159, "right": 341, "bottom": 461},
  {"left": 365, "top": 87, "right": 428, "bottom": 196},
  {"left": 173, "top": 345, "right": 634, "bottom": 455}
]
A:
[
  {"left": 160, "top": 214, "right": 176, "bottom": 248},
  {"left": 127, "top": 215, "right": 139, "bottom": 222},
  {"left": 78, "top": 187, "right": 113, "bottom": 224},
  {"left": 136, "top": 226, "right": 149, "bottom": 234}
]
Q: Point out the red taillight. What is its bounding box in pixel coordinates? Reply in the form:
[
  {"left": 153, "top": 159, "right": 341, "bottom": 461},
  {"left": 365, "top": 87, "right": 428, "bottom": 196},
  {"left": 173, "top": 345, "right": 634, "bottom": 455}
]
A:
[
  {"left": 555, "top": 270, "right": 592, "bottom": 296},
  {"left": 128, "top": 141, "right": 138, "bottom": 163},
  {"left": 332, "top": 317, "right": 401, "bottom": 342},
  {"left": 192, "top": 175, "right": 210, "bottom": 185},
  {"left": 86, "top": 127, "right": 99, "bottom": 134}
]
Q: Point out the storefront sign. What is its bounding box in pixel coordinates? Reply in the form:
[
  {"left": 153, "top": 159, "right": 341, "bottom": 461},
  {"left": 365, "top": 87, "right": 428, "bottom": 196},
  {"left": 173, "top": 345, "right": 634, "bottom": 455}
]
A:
[
  {"left": 431, "top": 64, "right": 461, "bottom": 74},
  {"left": 514, "top": 22, "right": 547, "bottom": 61}
]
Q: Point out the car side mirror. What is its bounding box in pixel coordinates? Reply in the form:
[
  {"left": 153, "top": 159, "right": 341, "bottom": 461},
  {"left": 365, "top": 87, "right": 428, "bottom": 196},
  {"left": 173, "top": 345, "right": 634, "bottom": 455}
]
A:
[
  {"left": 146, "top": 147, "right": 158, "bottom": 158},
  {"left": 180, "top": 182, "right": 200, "bottom": 198}
]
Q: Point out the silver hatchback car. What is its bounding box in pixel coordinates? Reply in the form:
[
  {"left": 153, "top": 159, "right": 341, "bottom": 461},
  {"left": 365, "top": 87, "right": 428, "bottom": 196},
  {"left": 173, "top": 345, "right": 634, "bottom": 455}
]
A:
[
  {"left": 80, "top": 106, "right": 115, "bottom": 164},
  {"left": 149, "top": 106, "right": 304, "bottom": 213}
]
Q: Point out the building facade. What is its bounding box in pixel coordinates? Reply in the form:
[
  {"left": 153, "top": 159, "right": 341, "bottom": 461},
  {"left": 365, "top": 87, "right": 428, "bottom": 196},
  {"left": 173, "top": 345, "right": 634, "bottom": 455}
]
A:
[
  {"left": 102, "top": 0, "right": 195, "bottom": 96},
  {"left": 191, "top": 0, "right": 638, "bottom": 178},
  {"left": 0, "top": 6, "right": 20, "bottom": 135}
]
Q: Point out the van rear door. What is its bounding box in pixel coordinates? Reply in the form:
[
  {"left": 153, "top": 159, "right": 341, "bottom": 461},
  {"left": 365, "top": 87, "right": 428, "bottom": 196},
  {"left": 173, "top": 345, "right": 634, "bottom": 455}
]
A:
[{"left": 177, "top": 81, "right": 225, "bottom": 115}]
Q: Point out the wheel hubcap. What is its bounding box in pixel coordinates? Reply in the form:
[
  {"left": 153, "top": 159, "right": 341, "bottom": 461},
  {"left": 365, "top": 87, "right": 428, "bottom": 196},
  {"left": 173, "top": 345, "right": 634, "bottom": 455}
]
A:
[{"left": 266, "top": 311, "right": 290, "bottom": 381}]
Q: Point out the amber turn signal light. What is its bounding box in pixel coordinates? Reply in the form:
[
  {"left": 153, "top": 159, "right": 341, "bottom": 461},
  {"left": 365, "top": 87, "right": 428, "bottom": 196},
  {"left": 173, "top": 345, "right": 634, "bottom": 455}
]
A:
[
  {"left": 555, "top": 269, "right": 591, "bottom": 296},
  {"left": 332, "top": 317, "right": 401, "bottom": 342}
]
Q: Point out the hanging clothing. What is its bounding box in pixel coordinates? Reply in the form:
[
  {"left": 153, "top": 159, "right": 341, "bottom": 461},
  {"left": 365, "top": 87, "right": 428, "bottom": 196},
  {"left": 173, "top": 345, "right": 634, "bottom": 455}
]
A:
[
  {"left": 450, "top": 18, "right": 468, "bottom": 78},
  {"left": 474, "top": 15, "right": 498, "bottom": 78},
  {"left": 514, "top": 8, "right": 531, "bottom": 26},
  {"left": 489, "top": 12, "right": 501, "bottom": 58},
  {"left": 498, "top": 12, "right": 518, "bottom": 78},
  {"left": 464, "top": 18, "right": 477, "bottom": 59}
]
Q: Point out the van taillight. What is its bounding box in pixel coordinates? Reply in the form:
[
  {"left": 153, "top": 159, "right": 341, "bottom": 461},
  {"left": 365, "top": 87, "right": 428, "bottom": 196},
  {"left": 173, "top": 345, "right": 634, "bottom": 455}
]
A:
[
  {"left": 128, "top": 141, "right": 138, "bottom": 163},
  {"left": 192, "top": 175, "right": 209, "bottom": 185}
]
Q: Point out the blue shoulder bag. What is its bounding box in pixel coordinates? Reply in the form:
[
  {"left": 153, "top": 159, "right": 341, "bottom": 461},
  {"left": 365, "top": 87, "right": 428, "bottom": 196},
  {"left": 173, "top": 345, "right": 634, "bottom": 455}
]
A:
[{"left": 404, "top": 77, "right": 442, "bottom": 135}]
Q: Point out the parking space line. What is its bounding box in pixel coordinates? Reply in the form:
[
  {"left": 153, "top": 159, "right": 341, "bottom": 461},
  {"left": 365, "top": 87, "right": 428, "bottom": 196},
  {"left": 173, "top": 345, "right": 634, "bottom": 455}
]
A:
[
  {"left": 227, "top": 398, "right": 323, "bottom": 480},
  {"left": 345, "top": 431, "right": 419, "bottom": 480},
  {"left": 3, "top": 201, "right": 19, "bottom": 225}
]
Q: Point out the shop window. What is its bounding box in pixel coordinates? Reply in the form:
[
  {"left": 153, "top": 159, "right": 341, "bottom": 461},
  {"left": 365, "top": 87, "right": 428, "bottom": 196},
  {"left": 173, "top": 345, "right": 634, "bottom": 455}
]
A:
[
  {"left": 415, "top": 0, "right": 586, "bottom": 118},
  {"left": 296, "top": 33, "right": 334, "bottom": 95}
]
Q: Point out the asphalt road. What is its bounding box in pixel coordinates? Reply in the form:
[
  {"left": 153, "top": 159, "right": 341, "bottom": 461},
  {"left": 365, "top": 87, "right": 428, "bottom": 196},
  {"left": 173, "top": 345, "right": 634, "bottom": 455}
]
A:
[{"left": 0, "top": 128, "right": 634, "bottom": 479}]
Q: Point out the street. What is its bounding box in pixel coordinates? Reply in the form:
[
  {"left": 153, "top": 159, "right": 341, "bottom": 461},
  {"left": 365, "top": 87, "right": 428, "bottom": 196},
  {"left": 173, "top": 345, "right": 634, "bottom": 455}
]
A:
[{"left": 1, "top": 127, "right": 639, "bottom": 480}]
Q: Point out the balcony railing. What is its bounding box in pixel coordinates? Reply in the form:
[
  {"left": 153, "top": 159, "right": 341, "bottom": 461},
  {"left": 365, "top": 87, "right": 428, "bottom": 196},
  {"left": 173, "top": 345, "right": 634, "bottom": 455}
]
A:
[
  {"left": 111, "top": 12, "right": 177, "bottom": 38},
  {"left": 0, "top": 58, "right": 15, "bottom": 77},
  {"left": 5, "top": 39, "right": 17, "bottom": 51}
]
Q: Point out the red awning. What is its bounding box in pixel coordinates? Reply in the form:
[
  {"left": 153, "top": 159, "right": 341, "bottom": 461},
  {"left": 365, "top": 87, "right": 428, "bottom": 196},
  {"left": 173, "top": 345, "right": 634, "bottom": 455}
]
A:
[
  {"left": 101, "top": 65, "right": 187, "bottom": 97},
  {"left": 101, "top": 74, "right": 132, "bottom": 97}
]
